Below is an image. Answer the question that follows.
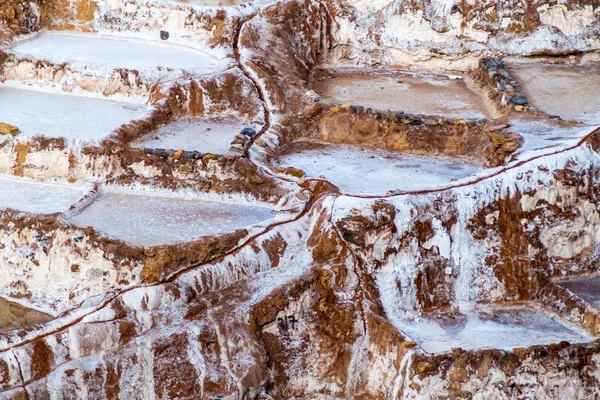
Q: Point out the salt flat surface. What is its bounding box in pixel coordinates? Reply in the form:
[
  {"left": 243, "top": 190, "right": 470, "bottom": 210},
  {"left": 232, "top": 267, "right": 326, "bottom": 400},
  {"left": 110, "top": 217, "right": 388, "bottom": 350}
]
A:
[
  {"left": 12, "top": 33, "right": 220, "bottom": 73},
  {"left": 0, "top": 176, "right": 85, "bottom": 214},
  {"left": 66, "top": 192, "right": 274, "bottom": 246},
  {"left": 133, "top": 117, "right": 247, "bottom": 153},
  {"left": 396, "top": 305, "right": 593, "bottom": 354},
  {"left": 312, "top": 70, "right": 490, "bottom": 119},
  {"left": 0, "top": 298, "right": 52, "bottom": 333},
  {"left": 506, "top": 118, "right": 594, "bottom": 159},
  {"left": 275, "top": 142, "right": 482, "bottom": 194},
  {"left": 509, "top": 64, "right": 600, "bottom": 124},
  {"left": 558, "top": 277, "right": 600, "bottom": 308},
  {"left": 0, "top": 87, "right": 146, "bottom": 141}
]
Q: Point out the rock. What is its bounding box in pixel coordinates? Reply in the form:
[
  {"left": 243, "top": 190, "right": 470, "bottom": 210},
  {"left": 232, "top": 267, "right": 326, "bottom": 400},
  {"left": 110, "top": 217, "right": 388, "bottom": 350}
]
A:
[
  {"left": 424, "top": 118, "right": 440, "bottom": 126},
  {"left": 284, "top": 166, "right": 305, "bottom": 179},
  {"left": 144, "top": 248, "right": 156, "bottom": 257},
  {"left": 152, "top": 148, "right": 170, "bottom": 158},
  {"left": 402, "top": 117, "right": 423, "bottom": 125},
  {"left": 231, "top": 137, "right": 246, "bottom": 146},
  {"left": 0, "top": 122, "right": 19, "bottom": 135},
  {"left": 450, "top": 4, "right": 462, "bottom": 14},
  {"left": 501, "top": 141, "right": 520, "bottom": 152},
  {"left": 230, "top": 141, "right": 245, "bottom": 151},
  {"left": 511, "top": 94, "right": 528, "bottom": 106},
  {"left": 241, "top": 127, "right": 257, "bottom": 137},
  {"left": 172, "top": 149, "right": 184, "bottom": 159},
  {"left": 416, "top": 361, "right": 434, "bottom": 374},
  {"left": 182, "top": 151, "right": 201, "bottom": 159},
  {"left": 489, "top": 124, "right": 510, "bottom": 132},
  {"left": 514, "top": 105, "right": 524, "bottom": 112}
]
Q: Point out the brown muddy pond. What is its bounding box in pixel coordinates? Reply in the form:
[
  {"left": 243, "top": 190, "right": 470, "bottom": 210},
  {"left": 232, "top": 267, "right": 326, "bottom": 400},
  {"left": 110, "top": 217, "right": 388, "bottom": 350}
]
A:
[
  {"left": 0, "top": 298, "right": 52, "bottom": 333},
  {"left": 312, "top": 69, "right": 492, "bottom": 119},
  {"left": 509, "top": 63, "right": 600, "bottom": 124}
]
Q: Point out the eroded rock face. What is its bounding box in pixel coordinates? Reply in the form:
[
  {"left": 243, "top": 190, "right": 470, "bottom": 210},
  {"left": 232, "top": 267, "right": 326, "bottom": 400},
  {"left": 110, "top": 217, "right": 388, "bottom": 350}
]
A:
[
  {"left": 2, "top": 0, "right": 600, "bottom": 398},
  {"left": 0, "top": 0, "right": 42, "bottom": 41},
  {"left": 326, "top": 0, "right": 600, "bottom": 66}
]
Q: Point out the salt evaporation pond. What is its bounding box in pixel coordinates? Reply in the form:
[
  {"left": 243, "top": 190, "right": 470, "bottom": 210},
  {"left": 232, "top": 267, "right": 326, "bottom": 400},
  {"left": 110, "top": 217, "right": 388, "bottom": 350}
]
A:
[
  {"left": 505, "top": 117, "right": 597, "bottom": 159},
  {"left": 396, "top": 305, "right": 593, "bottom": 354},
  {"left": 134, "top": 117, "right": 247, "bottom": 154},
  {"left": 509, "top": 64, "right": 600, "bottom": 124},
  {"left": 275, "top": 142, "right": 482, "bottom": 194},
  {"left": 0, "top": 176, "right": 85, "bottom": 214},
  {"left": 11, "top": 33, "right": 221, "bottom": 73},
  {"left": 0, "top": 298, "right": 53, "bottom": 333},
  {"left": 0, "top": 87, "right": 146, "bottom": 141},
  {"left": 312, "top": 70, "right": 491, "bottom": 119},
  {"left": 66, "top": 191, "right": 275, "bottom": 246},
  {"left": 558, "top": 277, "right": 600, "bottom": 308}
]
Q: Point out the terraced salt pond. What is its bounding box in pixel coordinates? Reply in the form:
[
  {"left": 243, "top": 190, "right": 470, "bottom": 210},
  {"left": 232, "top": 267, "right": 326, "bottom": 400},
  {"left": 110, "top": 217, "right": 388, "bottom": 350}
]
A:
[
  {"left": 0, "top": 87, "right": 146, "bottom": 141},
  {"left": 558, "top": 277, "right": 600, "bottom": 308},
  {"left": 275, "top": 142, "right": 482, "bottom": 194},
  {"left": 312, "top": 69, "right": 491, "bottom": 119},
  {"left": 11, "top": 33, "right": 221, "bottom": 73},
  {"left": 504, "top": 118, "right": 598, "bottom": 159},
  {"left": 134, "top": 117, "right": 248, "bottom": 154},
  {"left": 66, "top": 191, "right": 275, "bottom": 246},
  {"left": 396, "top": 305, "right": 593, "bottom": 354},
  {"left": 509, "top": 64, "right": 600, "bottom": 124},
  {"left": 0, "top": 298, "right": 53, "bottom": 332},
  {"left": 0, "top": 176, "right": 86, "bottom": 214}
]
